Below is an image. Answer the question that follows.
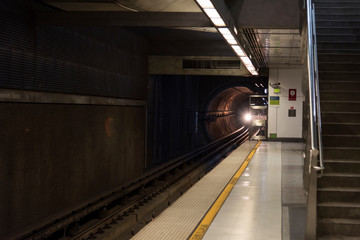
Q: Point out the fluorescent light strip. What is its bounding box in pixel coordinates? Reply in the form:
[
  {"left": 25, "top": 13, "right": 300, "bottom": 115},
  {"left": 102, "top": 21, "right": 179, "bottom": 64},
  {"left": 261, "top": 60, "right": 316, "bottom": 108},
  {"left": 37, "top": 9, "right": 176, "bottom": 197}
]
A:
[
  {"left": 204, "top": 8, "right": 221, "bottom": 19},
  {"left": 221, "top": 34, "right": 237, "bottom": 44},
  {"left": 196, "top": 0, "right": 214, "bottom": 8},
  {"left": 226, "top": 38, "right": 237, "bottom": 45},
  {"left": 240, "top": 56, "right": 252, "bottom": 65},
  {"left": 246, "top": 66, "right": 255, "bottom": 71},
  {"left": 240, "top": 56, "right": 258, "bottom": 75},
  {"left": 218, "top": 27, "right": 231, "bottom": 35},
  {"left": 210, "top": 18, "right": 226, "bottom": 27},
  {"left": 222, "top": 34, "right": 235, "bottom": 40},
  {"left": 231, "top": 45, "right": 246, "bottom": 56},
  {"left": 196, "top": 1, "right": 259, "bottom": 76},
  {"left": 231, "top": 45, "right": 241, "bottom": 51}
]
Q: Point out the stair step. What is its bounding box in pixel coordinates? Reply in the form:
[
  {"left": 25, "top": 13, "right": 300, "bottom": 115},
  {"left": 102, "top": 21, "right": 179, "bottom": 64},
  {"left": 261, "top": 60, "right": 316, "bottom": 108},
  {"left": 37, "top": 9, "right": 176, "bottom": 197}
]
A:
[
  {"left": 319, "top": 62, "right": 360, "bottom": 72},
  {"left": 322, "top": 112, "right": 360, "bottom": 123},
  {"left": 323, "top": 135, "right": 360, "bottom": 148},
  {"left": 318, "top": 49, "right": 360, "bottom": 54},
  {"left": 318, "top": 41, "right": 360, "bottom": 50},
  {"left": 318, "top": 202, "right": 360, "bottom": 219},
  {"left": 318, "top": 218, "right": 360, "bottom": 237},
  {"left": 319, "top": 71, "right": 360, "bottom": 80},
  {"left": 323, "top": 147, "right": 360, "bottom": 160},
  {"left": 320, "top": 81, "right": 360, "bottom": 91},
  {"left": 321, "top": 101, "right": 360, "bottom": 112},
  {"left": 318, "top": 235, "right": 360, "bottom": 240},
  {"left": 316, "top": 7, "right": 360, "bottom": 15},
  {"left": 324, "top": 161, "right": 360, "bottom": 173},
  {"left": 319, "top": 173, "right": 360, "bottom": 188},
  {"left": 317, "top": 20, "right": 360, "bottom": 28},
  {"left": 317, "top": 14, "right": 360, "bottom": 21},
  {"left": 321, "top": 91, "right": 360, "bottom": 101},
  {"left": 315, "top": 2, "right": 360, "bottom": 8},
  {"left": 318, "top": 34, "right": 360, "bottom": 42},
  {"left": 317, "top": 27, "right": 360, "bottom": 35},
  {"left": 318, "top": 54, "right": 360, "bottom": 62},
  {"left": 322, "top": 123, "right": 360, "bottom": 135},
  {"left": 318, "top": 187, "right": 360, "bottom": 203}
]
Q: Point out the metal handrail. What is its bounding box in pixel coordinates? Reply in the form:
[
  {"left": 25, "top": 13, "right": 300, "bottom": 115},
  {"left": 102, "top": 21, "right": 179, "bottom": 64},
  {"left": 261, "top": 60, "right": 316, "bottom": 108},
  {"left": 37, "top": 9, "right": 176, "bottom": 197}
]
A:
[
  {"left": 312, "top": 5, "right": 324, "bottom": 173},
  {"left": 304, "top": 1, "right": 325, "bottom": 238},
  {"left": 306, "top": 0, "right": 324, "bottom": 174}
]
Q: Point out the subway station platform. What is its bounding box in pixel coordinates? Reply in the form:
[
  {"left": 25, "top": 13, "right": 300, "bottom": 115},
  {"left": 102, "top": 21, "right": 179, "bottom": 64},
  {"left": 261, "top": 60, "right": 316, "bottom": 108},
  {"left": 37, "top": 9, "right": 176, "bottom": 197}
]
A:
[{"left": 131, "top": 141, "right": 306, "bottom": 240}]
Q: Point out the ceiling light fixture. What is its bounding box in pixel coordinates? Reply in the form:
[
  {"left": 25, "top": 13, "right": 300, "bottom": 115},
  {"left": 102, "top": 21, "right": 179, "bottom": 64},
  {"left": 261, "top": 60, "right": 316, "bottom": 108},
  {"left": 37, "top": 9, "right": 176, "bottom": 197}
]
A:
[
  {"left": 222, "top": 34, "right": 234, "bottom": 40},
  {"left": 250, "top": 70, "right": 259, "bottom": 75},
  {"left": 231, "top": 45, "right": 246, "bottom": 56},
  {"left": 246, "top": 66, "right": 256, "bottom": 71},
  {"left": 218, "top": 27, "right": 232, "bottom": 35},
  {"left": 196, "top": 0, "right": 258, "bottom": 76},
  {"left": 196, "top": 0, "right": 214, "bottom": 8},
  {"left": 203, "top": 8, "right": 221, "bottom": 19},
  {"left": 226, "top": 38, "right": 237, "bottom": 45},
  {"left": 240, "top": 56, "right": 252, "bottom": 65},
  {"left": 210, "top": 18, "right": 226, "bottom": 27}
]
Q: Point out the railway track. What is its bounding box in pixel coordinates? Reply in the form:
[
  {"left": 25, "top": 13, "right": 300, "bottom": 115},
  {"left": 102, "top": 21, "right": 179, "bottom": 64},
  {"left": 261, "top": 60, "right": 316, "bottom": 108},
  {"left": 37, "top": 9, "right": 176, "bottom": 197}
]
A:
[{"left": 18, "top": 128, "right": 249, "bottom": 240}]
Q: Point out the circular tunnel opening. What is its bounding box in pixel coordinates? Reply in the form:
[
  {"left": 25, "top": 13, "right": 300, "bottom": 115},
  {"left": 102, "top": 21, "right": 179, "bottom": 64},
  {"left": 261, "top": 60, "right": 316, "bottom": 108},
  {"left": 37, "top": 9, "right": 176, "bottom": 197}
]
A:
[{"left": 203, "top": 85, "right": 257, "bottom": 141}]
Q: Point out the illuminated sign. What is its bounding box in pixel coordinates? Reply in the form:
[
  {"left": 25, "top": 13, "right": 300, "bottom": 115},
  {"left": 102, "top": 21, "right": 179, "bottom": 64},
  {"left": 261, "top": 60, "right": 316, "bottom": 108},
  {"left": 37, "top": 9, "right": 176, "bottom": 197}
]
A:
[{"left": 270, "top": 96, "right": 280, "bottom": 105}]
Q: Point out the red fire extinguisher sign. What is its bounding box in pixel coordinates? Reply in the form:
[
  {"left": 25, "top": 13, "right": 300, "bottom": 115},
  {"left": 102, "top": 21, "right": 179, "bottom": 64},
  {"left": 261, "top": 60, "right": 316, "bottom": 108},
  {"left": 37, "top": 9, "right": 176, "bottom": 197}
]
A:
[{"left": 289, "top": 89, "right": 296, "bottom": 101}]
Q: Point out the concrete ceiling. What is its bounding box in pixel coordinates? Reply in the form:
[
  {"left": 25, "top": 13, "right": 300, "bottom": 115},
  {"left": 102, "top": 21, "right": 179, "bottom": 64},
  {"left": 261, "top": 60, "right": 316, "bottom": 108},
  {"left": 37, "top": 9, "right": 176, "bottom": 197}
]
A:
[
  {"left": 256, "top": 29, "right": 302, "bottom": 69},
  {"left": 42, "top": 0, "right": 202, "bottom": 12},
  {"left": 40, "top": 0, "right": 303, "bottom": 70}
]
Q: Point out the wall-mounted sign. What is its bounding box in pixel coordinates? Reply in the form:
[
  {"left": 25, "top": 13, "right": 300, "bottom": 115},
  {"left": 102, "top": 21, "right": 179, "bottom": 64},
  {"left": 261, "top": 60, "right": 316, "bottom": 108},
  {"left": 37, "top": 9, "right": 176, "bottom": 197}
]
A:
[
  {"left": 289, "top": 89, "right": 296, "bottom": 101},
  {"left": 270, "top": 96, "right": 279, "bottom": 105},
  {"left": 270, "top": 133, "right": 277, "bottom": 139},
  {"left": 274, "top": 88, "right": 280, "bottom": 93},
  {"left": 289, "top": 109, "right": 296, "bottom": 117}
]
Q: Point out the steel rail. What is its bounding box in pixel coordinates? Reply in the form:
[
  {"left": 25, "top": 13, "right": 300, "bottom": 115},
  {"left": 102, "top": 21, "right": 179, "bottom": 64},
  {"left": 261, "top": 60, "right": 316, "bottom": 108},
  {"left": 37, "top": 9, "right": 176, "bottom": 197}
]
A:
[
  {"left": 16, "top": 128, "right": 249, "bottom": 240},
  {"left": 72, "top": 129, "right": 249, "bottom": 240}
]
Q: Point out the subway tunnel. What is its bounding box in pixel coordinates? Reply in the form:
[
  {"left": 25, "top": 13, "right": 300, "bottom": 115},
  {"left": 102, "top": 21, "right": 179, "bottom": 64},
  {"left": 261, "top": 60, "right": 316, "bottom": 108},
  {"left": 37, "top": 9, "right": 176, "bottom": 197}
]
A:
[
  {"left": 0, "top": 0, "right": 310, "bottom": 239},
  {"left": 146, "top": 75, "right": 266, "bottom": 167},
  {"left": 203, "top": 85, "right": 254, "bottom": 140}
]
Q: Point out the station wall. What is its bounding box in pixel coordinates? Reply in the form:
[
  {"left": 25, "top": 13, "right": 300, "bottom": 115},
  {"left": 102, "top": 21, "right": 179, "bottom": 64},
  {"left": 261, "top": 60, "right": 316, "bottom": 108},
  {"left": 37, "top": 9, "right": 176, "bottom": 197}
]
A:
[
  {"left": 268, "top": 69, "right": 304, "bottom": 139},
  {"left": 0, "top": 103, "right": 146, "bottom": 237},
  {"left": 0, "top": 1, "right": 149, "bottom": 237}
]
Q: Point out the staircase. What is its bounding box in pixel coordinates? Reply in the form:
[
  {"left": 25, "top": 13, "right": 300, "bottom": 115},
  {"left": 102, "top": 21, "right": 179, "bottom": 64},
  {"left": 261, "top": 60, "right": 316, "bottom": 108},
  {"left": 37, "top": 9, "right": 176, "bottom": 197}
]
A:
[{"left": 313, "top": 0, "right": 360, "bottom": 238}]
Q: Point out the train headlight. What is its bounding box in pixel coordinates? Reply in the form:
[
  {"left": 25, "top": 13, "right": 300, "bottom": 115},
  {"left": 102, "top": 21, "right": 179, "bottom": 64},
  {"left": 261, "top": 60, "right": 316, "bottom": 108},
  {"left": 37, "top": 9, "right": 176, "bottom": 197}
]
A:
[{"left": 244, "top": 113, "right": 252, "bottom": 122}]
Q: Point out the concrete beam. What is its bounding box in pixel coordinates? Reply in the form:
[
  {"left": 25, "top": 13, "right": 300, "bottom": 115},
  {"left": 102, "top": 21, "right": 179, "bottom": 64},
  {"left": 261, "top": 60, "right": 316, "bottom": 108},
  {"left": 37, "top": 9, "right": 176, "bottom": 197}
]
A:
[
  {"left": 0, "top": 89, "right": 145, "bottom": 106},
  {"left": 36, "top": 11, "right": 212, "bottom": 27},
  {"left": 235, "top": 0, "right": 300, "bottom": 29}
]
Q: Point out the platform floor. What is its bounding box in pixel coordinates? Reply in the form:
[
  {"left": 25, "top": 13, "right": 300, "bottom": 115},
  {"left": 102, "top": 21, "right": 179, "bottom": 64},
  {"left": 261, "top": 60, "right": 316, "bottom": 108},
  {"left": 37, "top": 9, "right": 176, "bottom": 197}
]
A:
[{"left": 131, "top": 141, "right": 306, "bottom": 240}]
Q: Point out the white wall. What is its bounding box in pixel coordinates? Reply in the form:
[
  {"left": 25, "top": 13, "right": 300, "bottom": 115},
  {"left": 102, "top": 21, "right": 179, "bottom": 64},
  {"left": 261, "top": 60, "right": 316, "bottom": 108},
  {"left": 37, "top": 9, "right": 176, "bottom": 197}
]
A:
[{"left": 268, "top": 69, "right": 304, "bottom": 138}]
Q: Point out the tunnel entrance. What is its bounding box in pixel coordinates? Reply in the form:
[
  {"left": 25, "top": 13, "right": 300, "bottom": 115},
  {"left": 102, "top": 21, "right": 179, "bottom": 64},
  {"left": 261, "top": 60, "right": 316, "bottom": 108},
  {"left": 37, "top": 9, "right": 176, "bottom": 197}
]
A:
[
  {"left": 147, "top": 75, "right": 268, "bottom": 167},
  {"left": 203, "top": 85, "right": 255, "bottom": 141}
]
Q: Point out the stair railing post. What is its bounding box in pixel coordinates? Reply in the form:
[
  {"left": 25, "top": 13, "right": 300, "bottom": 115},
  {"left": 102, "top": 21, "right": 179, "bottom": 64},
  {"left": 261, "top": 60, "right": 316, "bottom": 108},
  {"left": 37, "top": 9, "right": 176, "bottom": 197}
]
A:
[{"left": 306, "top": 149, "right": 319, "bottom": 240}]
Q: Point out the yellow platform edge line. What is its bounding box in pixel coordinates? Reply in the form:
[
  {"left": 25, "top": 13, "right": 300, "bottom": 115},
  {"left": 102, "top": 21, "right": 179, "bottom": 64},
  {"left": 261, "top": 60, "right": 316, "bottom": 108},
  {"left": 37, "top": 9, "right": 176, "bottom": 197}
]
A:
[{"left": 188, "top": 141, "right": 262, "bottom": 240}]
